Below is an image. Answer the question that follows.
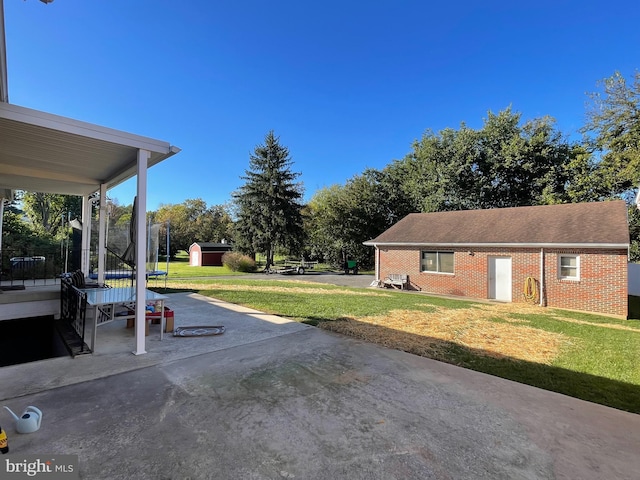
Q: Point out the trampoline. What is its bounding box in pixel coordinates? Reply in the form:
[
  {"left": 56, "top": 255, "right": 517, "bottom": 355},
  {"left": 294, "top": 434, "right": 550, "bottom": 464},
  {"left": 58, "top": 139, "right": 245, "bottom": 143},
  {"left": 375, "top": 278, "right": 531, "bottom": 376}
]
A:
[
  {"left": 89, "top": 270, "right": 167, "bottom": 280},
  {"left": 92, "top": 206, "right": 171, "bottom": 288}
]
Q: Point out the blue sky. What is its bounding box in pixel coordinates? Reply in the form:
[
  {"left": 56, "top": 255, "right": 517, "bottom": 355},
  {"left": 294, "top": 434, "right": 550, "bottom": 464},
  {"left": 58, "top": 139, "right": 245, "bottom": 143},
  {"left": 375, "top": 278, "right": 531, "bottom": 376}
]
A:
[{"left": 4, "top": 0, "right": 639, "bottom": 210}]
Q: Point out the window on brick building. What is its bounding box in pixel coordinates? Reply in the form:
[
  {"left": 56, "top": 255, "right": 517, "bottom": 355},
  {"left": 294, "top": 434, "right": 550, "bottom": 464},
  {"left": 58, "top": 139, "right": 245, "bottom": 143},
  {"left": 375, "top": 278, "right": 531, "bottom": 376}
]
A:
[
  {"left": 421, "top": 251, "right": 454, "bottom": 273},
  {"left": 558, "top": 255, "right": 580, "bottom": 280}
]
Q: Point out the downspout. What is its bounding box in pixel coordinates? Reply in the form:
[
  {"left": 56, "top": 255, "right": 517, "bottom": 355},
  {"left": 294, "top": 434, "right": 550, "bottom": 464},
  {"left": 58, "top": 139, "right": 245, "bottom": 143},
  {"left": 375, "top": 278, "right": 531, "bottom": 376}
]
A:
[{"left": 539, "top": 247, "right": 545, "bottom": 307}]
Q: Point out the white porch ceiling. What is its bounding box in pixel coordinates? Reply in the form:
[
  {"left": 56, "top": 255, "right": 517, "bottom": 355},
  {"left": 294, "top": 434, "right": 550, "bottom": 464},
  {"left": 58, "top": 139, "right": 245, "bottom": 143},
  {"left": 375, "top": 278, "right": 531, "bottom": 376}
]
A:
[{"left": 0, "top": 102, "right": 180, "bottom": 197}]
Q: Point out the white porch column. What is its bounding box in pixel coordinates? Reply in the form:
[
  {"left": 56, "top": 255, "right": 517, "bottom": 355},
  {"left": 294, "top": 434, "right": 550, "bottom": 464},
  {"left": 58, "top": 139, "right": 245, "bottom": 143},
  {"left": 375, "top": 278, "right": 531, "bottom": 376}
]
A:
[
  {"left": 81, "top": 195, "right": 92, "bottom": 274},
  {"left": 97, "top": 183, "right": 107, "bottom": 285},
  {"left": 0, "top": 198, "right": 5, "bottom": 259},
  {"left": 133, "top": 148, "right": 150, "bottom": 355}
]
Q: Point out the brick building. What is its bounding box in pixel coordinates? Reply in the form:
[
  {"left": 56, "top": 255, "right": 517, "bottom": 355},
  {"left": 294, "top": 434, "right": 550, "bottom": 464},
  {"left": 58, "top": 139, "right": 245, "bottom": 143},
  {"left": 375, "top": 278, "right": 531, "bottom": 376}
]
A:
[{"left": 364, "top": 201, "right": 630, "bottom": 318}]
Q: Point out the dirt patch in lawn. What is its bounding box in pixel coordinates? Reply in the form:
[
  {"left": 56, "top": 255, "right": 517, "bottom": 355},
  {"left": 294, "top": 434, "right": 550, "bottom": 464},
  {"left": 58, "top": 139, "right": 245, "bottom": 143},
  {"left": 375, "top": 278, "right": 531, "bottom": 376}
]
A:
[{"left": 319, "top": 303, "right": 573, "bottom": 364}]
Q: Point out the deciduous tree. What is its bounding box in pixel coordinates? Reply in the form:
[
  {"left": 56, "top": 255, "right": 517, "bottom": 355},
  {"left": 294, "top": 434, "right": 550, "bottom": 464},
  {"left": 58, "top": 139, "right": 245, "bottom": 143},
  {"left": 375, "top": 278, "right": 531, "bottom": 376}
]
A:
[
  {"left": 21, "top": 192, "right": 81, "bottom": 237},
  {"left": 582, "top": 71, "right": 640, "bottom": 197},
  {"left": 378, "top": 107, "right": 573, "bottom": 215},
  {"left": 581, "top": 71, "right": 640, "bottom": 261},
  {"left": 154, "top": 199, "right": 233, "bottom": 258}
]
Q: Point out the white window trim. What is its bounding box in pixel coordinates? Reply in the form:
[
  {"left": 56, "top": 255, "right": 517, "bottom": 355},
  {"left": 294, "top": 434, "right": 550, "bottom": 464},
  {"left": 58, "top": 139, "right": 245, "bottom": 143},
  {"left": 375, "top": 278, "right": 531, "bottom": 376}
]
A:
[
  {"left": 558, "top": 254, "right": 580, "bottom": 280},
  {"left": 421, "top": 251, "right": 455, "bottom": 274}
]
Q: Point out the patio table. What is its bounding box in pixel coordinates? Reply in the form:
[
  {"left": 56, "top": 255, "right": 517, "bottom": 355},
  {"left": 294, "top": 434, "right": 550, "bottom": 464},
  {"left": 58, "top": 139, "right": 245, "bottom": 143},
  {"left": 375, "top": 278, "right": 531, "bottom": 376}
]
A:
[{"left": 82, "top": 287, "right": 167, "bottom": 351}]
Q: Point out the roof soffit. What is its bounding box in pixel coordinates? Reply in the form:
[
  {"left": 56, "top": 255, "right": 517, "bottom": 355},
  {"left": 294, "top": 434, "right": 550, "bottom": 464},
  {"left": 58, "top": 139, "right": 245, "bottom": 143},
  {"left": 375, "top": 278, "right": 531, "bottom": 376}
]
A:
[{"left": 0, "top": 102, "right": 179, "bottom": 196}]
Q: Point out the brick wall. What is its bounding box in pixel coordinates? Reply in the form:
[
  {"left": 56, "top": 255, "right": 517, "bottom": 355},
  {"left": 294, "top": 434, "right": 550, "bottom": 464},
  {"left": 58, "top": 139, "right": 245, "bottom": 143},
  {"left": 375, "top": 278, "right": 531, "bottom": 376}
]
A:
[{"left": 378, "top": 246, "right": 628, "bottom": 317}]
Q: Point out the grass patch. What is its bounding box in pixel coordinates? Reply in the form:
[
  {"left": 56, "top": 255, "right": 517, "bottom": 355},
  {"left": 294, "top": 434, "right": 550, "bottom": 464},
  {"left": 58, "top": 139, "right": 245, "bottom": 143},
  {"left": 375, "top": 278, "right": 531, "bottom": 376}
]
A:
[
  {"left": 162, "top": 262, "right": 245, "bottom": 279},
  {"left": 158, "top": 279, "right": 472, "bottom": 323},
  {"left": 158, "top": 278, "right": 640, "bottom": 413},
  {"left": 161, "top": 250, "right": 371, "bottom": 278}
]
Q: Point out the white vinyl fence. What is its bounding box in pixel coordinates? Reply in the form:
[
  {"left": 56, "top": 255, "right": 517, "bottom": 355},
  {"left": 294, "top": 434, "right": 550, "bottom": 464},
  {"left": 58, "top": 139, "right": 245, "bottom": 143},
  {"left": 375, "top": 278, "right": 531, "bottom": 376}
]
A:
[{"left": 629, "top": 263, "right": 640, "bottom": 296}]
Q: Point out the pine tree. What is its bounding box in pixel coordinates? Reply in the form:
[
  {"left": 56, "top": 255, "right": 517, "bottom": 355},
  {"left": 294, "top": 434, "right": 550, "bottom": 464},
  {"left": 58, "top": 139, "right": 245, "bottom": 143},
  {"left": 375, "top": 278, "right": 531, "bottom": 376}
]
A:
[{"left": 233, "top": 131, "right": 304, "bottom": 267}]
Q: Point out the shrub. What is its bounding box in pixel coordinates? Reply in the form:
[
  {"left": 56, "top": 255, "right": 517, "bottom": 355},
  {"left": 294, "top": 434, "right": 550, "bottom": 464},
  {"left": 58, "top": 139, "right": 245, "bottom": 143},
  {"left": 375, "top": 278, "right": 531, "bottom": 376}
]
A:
[{"left": 222, "top": 251, "right": 256, "bottom": 273}]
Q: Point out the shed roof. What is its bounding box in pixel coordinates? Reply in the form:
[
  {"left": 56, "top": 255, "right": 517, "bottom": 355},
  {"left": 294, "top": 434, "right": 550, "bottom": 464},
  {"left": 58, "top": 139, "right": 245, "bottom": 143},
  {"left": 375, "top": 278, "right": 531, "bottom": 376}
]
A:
[
  {"left": 190, "top": 242, "right": 233, "bottom": 251},
  {"left": 364, "top": 201, "right": 630, "bottom": 248}
]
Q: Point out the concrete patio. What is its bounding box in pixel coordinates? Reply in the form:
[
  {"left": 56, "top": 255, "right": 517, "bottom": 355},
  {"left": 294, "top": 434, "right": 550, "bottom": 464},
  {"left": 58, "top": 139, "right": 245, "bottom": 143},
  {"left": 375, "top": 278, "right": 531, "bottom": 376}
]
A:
[
  {"left": 0, "top": 291, "right": 313, "bottom": 399},
  {"left": 1, "top": 291, "right": 640, "bottom": 479}
]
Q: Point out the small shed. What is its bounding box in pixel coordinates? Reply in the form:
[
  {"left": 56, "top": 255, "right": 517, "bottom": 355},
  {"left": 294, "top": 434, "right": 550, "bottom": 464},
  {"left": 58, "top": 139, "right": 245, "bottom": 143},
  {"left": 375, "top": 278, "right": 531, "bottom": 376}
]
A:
[{"left": 189, "top": 242, "right": 233, "bottom": 267}]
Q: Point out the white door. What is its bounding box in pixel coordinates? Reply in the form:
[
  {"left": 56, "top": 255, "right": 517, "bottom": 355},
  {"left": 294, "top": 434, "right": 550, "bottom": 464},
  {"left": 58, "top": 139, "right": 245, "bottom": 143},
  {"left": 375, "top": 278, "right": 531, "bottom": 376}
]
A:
[
  {"left": 488, "top": 256, "right": 512, "bottom": 302},
  {"left": 190, "top": 250, "right": 200, "bottom": 267}
]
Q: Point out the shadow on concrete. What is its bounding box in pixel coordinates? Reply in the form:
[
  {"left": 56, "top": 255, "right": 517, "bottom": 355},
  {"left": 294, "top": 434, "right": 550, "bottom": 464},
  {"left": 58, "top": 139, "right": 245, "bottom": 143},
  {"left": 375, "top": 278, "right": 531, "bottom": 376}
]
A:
[{"left": 148, "top": 284, "right": 640, "bottom": 414}]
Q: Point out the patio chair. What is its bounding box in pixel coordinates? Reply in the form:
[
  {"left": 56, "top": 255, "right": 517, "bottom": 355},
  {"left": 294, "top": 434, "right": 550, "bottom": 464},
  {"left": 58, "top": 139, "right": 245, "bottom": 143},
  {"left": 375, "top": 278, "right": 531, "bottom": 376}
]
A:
[
  {"left": 61, "top": 273, "right": 111, "bottom": 328},
  {"left": 62, "top": 270, "right": 108, "bottom": 289},
  {"left": 70, "top": 270, "right": 109, "bottom": 288}
]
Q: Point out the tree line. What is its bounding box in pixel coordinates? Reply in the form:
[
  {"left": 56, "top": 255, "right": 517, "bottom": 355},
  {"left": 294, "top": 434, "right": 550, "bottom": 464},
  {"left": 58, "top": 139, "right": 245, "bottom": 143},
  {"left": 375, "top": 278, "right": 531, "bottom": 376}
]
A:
[
  {"left": 305, "top": 71, "right": 640, "bottom": 265},
  {"left": 4, "top": 71, "right": 640, "bottom": 267}
]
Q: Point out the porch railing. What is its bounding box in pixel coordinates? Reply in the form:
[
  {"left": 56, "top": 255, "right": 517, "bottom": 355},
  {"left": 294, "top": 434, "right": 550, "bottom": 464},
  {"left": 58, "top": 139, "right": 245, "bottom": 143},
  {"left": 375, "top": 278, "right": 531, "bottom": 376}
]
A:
[
  {"left": 59, "top": 275, "right": 91, "bottom": 355},
  {"left": 0, "top": 247, "right": 62, "bottom": 286},
  {"left": 1, "top": 244, "right": 162, "bottom": 288},
  {"left": 87, "top": 246, "right": 135, "bottom": 288}
]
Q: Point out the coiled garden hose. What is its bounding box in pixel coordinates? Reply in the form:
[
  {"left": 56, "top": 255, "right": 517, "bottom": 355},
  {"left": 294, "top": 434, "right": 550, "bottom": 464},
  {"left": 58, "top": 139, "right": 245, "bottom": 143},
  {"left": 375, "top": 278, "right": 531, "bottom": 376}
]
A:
[{"left": 523, "top": 276, "right": 538, "bottom": 303}]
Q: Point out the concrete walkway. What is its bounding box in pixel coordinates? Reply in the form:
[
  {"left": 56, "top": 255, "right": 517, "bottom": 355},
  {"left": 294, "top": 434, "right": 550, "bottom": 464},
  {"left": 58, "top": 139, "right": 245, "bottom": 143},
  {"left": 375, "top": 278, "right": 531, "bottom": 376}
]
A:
[{"left": 1, "top": 292, "right": 640, "bottom": 479}]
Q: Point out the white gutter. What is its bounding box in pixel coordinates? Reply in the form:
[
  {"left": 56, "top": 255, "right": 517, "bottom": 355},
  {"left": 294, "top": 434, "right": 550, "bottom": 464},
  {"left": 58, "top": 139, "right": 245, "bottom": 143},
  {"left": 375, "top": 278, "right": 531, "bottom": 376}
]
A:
[
  {"left": 363, "top": 241, "right": 629, "bottom": 249},
  {"left": 0, "top": 102, "right": 177, "bottom": 154}
]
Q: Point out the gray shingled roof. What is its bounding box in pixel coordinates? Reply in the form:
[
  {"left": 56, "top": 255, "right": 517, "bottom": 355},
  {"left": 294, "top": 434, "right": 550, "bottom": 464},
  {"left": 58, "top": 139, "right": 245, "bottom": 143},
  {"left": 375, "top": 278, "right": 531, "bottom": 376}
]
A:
[
  {"left": 191, "top": 242, "right": 233, "bottom": 251},
  {"left": 364, "top": 201, "right": 630, "bottom": 247}
]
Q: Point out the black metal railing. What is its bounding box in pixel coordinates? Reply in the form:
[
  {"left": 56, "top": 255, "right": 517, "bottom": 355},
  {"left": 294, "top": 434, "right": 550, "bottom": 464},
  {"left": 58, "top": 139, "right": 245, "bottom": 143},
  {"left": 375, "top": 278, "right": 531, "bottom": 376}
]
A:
[
  {"left": 59, "top": 275, "right": 90, "bottom": 354},
  {"left": 88, "top": 246, "right": 135, "bottom": 288},
  {"left": 0, "top": 247, "right": 63, "bottom": 286},
  {"left": 1, "top": 243, "right": 161, "bottom": 289}
]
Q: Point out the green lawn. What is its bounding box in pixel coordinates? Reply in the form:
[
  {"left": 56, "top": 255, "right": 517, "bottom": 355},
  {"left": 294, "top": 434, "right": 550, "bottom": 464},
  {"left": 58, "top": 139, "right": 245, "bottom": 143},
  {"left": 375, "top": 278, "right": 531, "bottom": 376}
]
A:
[
  {"left": 160, "top": 252, "right": 345, "bottom": 278},
  {"left": 160, "top": 253, "right": 245, "bottom": 278},
  {"left": 153, "top": 277, "right": 640, "bottom": 414}
]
